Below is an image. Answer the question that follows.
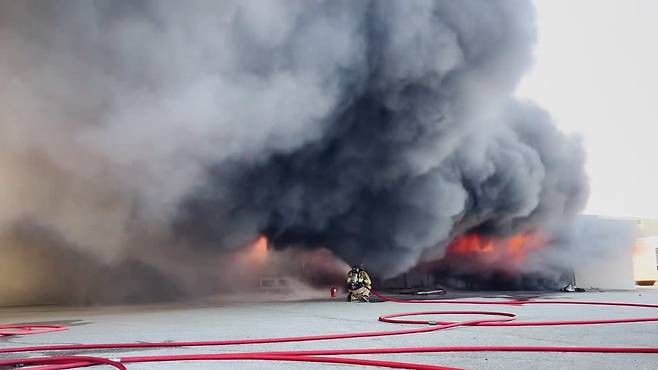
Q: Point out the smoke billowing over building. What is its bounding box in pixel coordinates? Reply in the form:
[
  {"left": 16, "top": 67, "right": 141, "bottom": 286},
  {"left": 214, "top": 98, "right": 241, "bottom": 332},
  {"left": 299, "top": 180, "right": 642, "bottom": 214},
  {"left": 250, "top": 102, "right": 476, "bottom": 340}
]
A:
[{"left": 0, "top": 0, "right": 589, "bottom": 304}]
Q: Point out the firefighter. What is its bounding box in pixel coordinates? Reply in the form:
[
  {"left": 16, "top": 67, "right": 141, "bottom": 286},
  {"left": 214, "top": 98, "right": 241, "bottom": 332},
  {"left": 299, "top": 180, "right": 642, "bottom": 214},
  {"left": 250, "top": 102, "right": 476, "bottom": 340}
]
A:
[{"left": 346, "top": 264, "right": 372, "bottom": 302}]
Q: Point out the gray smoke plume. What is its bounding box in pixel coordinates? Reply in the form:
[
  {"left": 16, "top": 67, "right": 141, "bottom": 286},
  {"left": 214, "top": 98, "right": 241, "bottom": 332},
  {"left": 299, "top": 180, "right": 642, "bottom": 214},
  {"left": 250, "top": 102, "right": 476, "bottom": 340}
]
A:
[{"left": 0, "top": 0, "right": 588, "bottom": 304}]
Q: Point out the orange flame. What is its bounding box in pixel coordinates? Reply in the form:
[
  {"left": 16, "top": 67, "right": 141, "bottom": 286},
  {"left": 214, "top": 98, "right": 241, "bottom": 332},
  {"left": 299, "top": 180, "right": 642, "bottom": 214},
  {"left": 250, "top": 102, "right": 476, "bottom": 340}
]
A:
[
  {"left": 246, "top": 235, "right": 269, "bottom": 265},
  {"left": 450, "top": 234, "right": 495, "bottom": 254},
  {"left": 447, "top": 232, "right": 544, "bottom": 266}
]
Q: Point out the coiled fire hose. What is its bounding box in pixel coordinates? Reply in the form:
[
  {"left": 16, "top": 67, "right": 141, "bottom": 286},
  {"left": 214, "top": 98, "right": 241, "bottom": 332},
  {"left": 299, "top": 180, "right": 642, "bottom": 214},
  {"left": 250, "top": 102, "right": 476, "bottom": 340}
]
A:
[{"left": 1, "top": 291, "right": 658, "bottom": 369}]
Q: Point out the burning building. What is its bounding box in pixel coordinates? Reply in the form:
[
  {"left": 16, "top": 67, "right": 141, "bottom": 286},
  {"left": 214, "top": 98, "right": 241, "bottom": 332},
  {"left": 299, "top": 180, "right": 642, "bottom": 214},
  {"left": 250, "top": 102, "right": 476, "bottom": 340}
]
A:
[{"left": 0, "top": 1, "right": 590, "bottom": 305}]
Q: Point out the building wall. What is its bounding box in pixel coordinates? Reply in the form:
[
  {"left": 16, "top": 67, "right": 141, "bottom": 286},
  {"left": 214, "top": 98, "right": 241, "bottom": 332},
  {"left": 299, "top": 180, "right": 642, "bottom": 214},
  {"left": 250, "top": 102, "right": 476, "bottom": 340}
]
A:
[
  {"left": 633, "top": 236, "right": 658, "bottom": 283},
  {"left": 637, "top": 219, "right": 658, "bottom": 237},
  {"left": 634, "top": 220, "right": 658, "bottom": 284}
]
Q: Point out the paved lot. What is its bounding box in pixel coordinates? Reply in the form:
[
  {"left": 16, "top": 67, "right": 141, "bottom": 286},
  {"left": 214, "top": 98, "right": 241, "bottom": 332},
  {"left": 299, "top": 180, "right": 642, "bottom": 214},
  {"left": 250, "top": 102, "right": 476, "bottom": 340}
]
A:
[{"left": 1, "top": 289, "right": 658, "bottom": 369}]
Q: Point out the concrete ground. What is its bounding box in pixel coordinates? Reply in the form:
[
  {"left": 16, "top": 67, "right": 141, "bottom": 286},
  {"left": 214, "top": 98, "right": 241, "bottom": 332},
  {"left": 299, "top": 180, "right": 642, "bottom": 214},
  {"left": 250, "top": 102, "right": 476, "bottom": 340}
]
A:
[{"left": 1, "top": 289, "right": 658, "bottom": 369}]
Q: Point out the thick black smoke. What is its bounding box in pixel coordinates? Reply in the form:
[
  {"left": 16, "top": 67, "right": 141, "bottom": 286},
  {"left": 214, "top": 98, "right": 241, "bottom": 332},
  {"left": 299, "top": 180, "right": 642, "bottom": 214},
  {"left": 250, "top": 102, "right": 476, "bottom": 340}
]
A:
[
  {"left": 0, "top": 0, "right": 588, "bottom": 304},
  {"left": 174, "top": 1, "right": 588, "bottom": 273}
]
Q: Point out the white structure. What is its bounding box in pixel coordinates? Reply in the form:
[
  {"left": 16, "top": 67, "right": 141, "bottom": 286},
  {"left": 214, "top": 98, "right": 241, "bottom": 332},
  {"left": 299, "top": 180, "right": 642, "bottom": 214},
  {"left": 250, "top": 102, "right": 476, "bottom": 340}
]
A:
[{"left": 633, "top": 236, "right": 658, "bottom": 284}]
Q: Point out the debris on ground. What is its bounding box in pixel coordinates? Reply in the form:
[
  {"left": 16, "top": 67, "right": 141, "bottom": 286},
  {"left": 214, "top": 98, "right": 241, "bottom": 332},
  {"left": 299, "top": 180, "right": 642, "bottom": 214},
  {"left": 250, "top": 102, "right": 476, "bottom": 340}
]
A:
[{"left": 561, "top": 284, "right": 586, "bottom": 292}]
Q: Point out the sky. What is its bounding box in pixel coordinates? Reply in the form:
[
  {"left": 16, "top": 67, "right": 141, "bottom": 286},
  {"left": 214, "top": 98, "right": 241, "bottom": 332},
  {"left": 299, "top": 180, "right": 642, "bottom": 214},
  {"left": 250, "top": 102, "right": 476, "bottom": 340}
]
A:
[{"left": 517, "top": 0, "right": 658, "bottom": 219}]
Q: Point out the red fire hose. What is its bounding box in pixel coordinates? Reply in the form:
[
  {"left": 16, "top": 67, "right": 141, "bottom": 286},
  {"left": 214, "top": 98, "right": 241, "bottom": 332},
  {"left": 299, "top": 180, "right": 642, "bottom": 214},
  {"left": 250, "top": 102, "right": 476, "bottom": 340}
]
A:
[
  {"left": 0, "top": 324, "right": 66, "bottom": 337},
  {"left": 2, "top": 291, "right": 658, "bottom": 369}
]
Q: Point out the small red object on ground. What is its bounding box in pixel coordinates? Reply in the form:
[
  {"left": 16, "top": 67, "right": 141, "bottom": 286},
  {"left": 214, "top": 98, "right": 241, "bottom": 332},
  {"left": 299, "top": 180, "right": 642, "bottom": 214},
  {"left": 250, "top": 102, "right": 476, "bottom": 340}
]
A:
[{"left": 330, "top": 286, "right": 337, "bottom": 298}]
